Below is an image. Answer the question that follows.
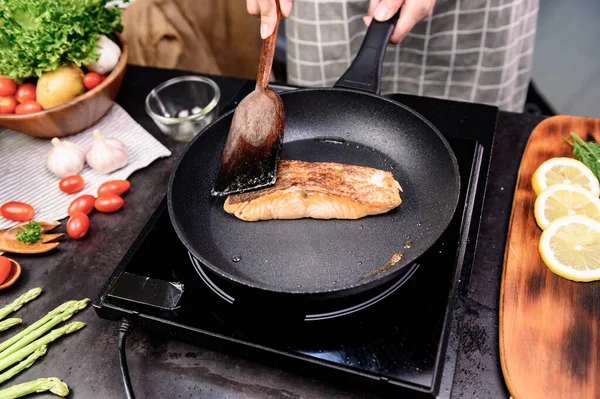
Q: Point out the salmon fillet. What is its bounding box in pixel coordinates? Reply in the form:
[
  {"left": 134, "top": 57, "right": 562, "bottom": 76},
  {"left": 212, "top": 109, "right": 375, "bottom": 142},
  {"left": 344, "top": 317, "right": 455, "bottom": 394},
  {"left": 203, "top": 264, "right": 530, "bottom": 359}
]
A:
[{"left": 223, "top": 160, "right": 402, "bottom": 221}]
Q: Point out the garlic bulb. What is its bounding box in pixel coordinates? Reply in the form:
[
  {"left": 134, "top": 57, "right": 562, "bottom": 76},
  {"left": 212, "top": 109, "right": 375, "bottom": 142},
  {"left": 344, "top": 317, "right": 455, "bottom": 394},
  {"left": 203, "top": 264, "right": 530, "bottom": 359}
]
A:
[
  {"left": 85, "top": 35, "right": 121, "bottom": 75},
  {"left": 46, "top": 137, "right": 86, "bottom": 178},
  {"left": 86, "top": 130, "right": 128, "bottom": 174}
]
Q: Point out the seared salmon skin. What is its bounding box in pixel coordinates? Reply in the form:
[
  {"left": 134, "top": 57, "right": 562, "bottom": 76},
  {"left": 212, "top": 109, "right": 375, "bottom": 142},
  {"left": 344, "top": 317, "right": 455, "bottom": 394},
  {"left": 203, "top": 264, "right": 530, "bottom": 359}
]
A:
[{"left": 223, "top": 160, "right": 402, "bottom": 221}]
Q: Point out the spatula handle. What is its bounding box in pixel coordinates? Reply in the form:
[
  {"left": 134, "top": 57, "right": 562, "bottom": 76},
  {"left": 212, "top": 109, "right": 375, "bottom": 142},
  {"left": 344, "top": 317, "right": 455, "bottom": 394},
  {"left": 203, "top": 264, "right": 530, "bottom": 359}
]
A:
[{"left": 256, "top": 0, "right": 282, "bottom": 89}]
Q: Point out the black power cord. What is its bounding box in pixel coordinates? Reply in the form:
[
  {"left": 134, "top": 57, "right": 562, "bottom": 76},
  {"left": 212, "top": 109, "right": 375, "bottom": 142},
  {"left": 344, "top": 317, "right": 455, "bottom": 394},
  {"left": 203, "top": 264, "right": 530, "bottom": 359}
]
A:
[{"left": 118, "top": 318, "right": 136, "bottom": 399}]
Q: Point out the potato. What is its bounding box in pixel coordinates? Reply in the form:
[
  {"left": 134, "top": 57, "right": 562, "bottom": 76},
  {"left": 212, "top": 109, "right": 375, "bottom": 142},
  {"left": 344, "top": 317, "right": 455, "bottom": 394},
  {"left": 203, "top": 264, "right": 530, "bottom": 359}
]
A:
[{"left": 36, "top": 64, "right": 85, "bottom": 110}]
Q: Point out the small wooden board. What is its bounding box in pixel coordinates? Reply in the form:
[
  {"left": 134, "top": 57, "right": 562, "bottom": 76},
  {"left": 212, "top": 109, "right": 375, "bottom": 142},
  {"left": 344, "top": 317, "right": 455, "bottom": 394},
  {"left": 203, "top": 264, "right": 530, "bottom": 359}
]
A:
[{"left": 500, "top": 115, "right": 600, "bottom": 399}]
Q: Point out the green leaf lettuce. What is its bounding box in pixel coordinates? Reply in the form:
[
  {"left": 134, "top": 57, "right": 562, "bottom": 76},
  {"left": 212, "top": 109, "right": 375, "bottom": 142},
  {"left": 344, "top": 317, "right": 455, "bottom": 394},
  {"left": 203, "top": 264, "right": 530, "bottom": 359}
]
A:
[{"left": 0, "top": 0, "right": 122, "bottom": 81}]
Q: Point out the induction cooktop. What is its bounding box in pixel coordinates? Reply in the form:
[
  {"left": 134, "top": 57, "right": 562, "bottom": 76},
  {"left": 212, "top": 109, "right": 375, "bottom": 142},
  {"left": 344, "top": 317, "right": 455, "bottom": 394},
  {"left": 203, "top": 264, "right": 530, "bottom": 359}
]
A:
[{"left": 94, "top": 81, "right": 497, "bottom": 398}]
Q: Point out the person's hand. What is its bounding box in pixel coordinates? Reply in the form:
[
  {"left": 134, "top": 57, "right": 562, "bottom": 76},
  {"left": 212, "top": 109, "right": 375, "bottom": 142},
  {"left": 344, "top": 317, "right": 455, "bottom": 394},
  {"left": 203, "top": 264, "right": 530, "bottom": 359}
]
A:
[
  {"left": 364, "top": 0, "right": 436, "bottom": 44},
  {"left": 247, "top": 0, "right": 294, "bottom": 39}
]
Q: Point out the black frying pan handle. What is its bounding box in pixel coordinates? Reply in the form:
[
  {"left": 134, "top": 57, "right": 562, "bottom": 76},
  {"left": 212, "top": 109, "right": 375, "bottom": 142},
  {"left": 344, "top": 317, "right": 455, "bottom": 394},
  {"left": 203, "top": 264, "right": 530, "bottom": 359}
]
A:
[{"left": 334, "top": 10, "right": 400, "bottom": 95}]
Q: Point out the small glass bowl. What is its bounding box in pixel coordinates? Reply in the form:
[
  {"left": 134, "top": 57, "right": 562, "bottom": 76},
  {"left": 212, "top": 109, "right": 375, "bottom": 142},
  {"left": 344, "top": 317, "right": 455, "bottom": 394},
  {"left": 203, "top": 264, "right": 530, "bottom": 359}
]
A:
[{"left": 145, "top": 76, "right": 221, "bottom": 142}]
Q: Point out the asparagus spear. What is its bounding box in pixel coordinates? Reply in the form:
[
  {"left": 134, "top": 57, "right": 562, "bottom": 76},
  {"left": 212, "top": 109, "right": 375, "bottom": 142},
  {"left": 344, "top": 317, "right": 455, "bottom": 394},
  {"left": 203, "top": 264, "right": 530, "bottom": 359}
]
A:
[
  {"left": 0, "top": 301, "right": 76, "bottom": 355},
  {"left": 0, "top": 320, "right": 21, "bottom": 333},
  {"left": 0, "top": 300, "right": 88, "bottom": 360},
  {"left": 0, "top": 346, "right": 47, "bottom": 385},
  {"left": 0, "top": 377, "right": 69, "bottom": 399},
  {"left": 0, "top": 322, "right": 85, "bottom": 374},
  {"left": 0, "top": 289, "right": 41, "bottom": 321}
]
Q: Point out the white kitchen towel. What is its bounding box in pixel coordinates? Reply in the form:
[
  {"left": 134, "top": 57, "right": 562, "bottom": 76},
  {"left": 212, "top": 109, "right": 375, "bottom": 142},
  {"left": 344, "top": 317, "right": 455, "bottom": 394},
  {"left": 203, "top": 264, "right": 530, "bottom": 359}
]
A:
[{"left": 0, "top": 103, "right": 172, "bottom": 229}]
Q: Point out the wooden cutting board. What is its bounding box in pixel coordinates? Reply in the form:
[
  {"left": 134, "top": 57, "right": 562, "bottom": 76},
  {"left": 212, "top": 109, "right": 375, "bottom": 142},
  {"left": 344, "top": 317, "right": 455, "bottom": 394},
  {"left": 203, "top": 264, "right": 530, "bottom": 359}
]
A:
[{"left": 500, "top": 115, "right": 600, "bottom": 399}]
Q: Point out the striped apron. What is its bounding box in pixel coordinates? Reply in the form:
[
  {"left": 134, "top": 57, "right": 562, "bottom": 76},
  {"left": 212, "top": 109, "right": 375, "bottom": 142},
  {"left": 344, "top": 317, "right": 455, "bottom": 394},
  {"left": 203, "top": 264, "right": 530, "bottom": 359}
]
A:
[{"left": 285, "top": 0, "right": 539, "bottom": 112}]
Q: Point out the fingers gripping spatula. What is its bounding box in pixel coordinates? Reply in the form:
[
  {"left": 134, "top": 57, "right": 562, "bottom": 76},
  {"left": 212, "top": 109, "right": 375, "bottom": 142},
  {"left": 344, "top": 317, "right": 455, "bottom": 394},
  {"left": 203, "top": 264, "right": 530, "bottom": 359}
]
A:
[{"left": 211, "top": 3, "right": 284, "bottom": 197}]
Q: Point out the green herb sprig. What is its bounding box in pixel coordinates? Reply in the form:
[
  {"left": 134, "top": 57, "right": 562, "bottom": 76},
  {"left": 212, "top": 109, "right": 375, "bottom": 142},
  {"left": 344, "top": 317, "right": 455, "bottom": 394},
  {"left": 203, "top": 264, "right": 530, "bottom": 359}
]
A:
[
  {"left": 565, "top": 132, "right": 600, "bottom": 182},
  {"left": 15, "top": 221, "right": 42, "bottom": 244}
]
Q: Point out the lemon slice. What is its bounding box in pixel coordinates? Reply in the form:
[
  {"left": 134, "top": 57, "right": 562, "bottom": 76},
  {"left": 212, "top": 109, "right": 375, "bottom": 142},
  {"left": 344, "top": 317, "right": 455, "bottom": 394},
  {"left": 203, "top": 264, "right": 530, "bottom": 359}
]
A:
[
  {"left": 534, "top": 184, "right": 600, "bottom": 230},
  {"left": 531, "top": 157, "right": 599, "bottom": 196},
  {"left": 539, "top": 215, "right": 600, "bottom": 282}
]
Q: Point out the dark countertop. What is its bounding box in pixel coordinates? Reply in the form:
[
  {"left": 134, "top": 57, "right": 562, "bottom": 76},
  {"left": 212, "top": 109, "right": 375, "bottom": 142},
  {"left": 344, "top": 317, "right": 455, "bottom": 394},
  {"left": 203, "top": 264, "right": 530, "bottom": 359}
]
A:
[{"left": 2, "top": 66, "right": 545, "bottom": 398}]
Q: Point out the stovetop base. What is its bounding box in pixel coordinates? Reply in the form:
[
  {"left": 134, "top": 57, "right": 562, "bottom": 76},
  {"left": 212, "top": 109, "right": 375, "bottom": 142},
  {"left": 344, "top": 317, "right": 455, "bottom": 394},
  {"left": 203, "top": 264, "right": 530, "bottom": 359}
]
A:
[{"left": 94, "top": 81, "right": 497, "bottom": 398}]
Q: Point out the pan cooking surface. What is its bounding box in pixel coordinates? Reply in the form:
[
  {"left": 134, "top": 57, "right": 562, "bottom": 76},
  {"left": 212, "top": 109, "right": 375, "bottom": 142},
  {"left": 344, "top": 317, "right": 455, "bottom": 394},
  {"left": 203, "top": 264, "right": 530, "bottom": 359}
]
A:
[
  {"left": 209, "top": 138, "right": 418, "bottom": 291},
  {"left": 169, "top": 89, "right": 460, "bottom": 295}
]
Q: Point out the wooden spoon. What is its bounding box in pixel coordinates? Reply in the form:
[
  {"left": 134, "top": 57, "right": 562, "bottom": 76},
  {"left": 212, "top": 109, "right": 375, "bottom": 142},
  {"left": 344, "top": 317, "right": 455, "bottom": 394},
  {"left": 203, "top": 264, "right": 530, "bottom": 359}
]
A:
[
  {"left": 211, "top": 0, "right": 285, "bottom": 196},
  {"left": 0, "top": 259, "right": 21, "bottom": 291},
  {"left": 0, "top": 221, "right": 63, "bottom": 254}
]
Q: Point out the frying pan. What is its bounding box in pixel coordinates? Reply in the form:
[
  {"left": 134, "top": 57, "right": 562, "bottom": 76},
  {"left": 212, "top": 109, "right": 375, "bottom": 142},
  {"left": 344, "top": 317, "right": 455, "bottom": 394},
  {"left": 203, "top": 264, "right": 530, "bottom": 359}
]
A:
[{"left": 167, "top": 12, "right": 460, "bottom": 301}]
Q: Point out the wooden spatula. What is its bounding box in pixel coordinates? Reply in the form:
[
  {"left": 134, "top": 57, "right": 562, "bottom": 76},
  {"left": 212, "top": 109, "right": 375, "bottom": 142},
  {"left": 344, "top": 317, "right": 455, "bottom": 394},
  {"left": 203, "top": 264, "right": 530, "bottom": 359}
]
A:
[{"left": 211, "top": 1, "right": 285, "bottom": 197}]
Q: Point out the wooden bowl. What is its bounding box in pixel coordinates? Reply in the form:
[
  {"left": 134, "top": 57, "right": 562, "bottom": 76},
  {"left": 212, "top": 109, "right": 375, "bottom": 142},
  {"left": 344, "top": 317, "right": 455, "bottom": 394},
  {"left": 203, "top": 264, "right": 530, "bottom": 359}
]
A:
[
  {"left": 0, "top": 259, "right": 21, "bottom": 291},
  {"left": 0, "top": 34, "right": 128, "bottom": 139}
]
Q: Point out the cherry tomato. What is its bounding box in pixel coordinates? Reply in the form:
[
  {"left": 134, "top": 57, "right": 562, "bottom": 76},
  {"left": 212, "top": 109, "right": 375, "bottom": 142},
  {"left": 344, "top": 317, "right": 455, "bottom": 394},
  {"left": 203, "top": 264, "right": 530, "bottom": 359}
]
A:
[
  {"left": 0, "top": 78, "right": 17, "bottom": 97},
  {"left": 0, "top": 96, "right": 17, "bottom": 114},
  {"left": 15, "top": 83, "right": 36, "bottom": 103},
  {"left": 0, "top": 256, "right": 11, "bottom": 285},
  {"left": 95, "top": 194, "right": 124, "bottom": 213},
  {"left": 0, "top": 202, "right": 34, "bottom": 221},
  {"left": 68, "top": 194, "right": 96, "bottom": 216},
  {"left": 59, "top": 175, "right": 85, "bottom": 194},
  {"left": 83, "top": 72, "right": 105, "bottom": 90},
  {"left": 15, "top": 100, "right": 42, "bottom": 115},
  {"left": 97, "top": 180, "right": 130, "bottom": 196},
  {"left": 66, "top": 212, "right": 90, "bottom": 239}
]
